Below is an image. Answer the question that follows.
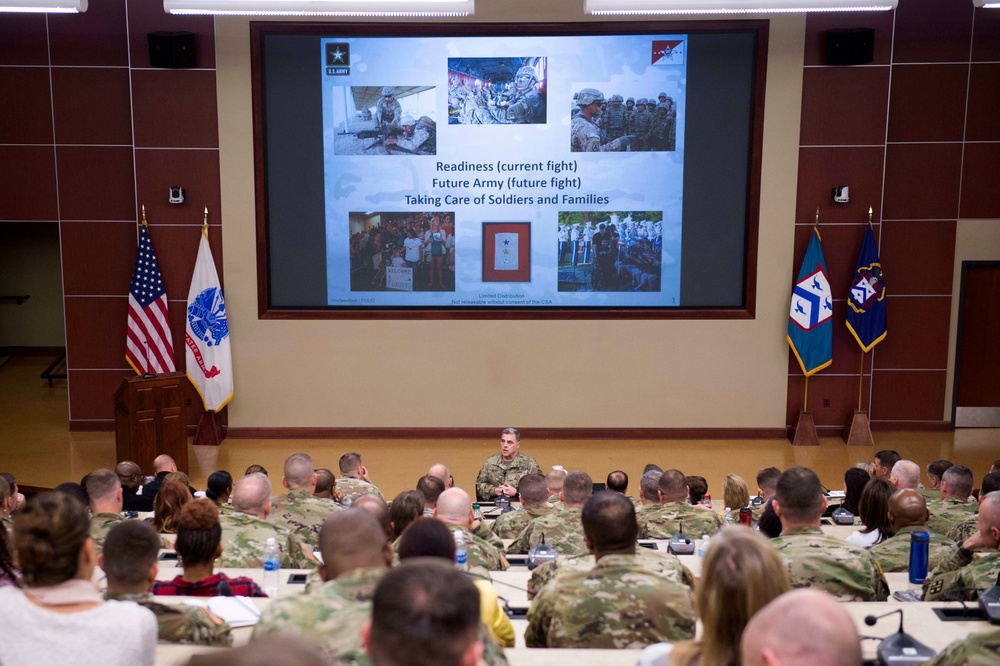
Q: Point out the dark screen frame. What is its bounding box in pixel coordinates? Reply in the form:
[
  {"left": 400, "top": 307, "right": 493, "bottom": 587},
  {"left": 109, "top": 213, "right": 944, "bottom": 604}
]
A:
[{"left": 251, "top": 20, "right": 768, "bottom": 320}]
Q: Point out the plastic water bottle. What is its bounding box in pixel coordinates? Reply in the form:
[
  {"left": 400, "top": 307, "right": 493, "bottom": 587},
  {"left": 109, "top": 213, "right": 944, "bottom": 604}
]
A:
[
  {"left": 723, "top": 507, "right": 733, "bottom": 524},
  {"left": 908, "top": 530, "right": 930, "bottom": 584},
  {"left": 262, "top": 537, "right": 280, "bottom": 596},
  {"left": 454, "top": 530, "right": 469, "bottom": 571},
  {"left": 697, "top": 534, "right": 710, "bottom": 559}
]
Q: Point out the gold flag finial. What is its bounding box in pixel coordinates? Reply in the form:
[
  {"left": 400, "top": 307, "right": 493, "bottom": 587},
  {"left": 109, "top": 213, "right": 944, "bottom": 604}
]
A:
[
  {"left": 815, "top": 206, "right": 819, "bottom": 226},
  {"left": 868, "top": 206, "right": 873, "bottom": 224},
  {"left": 141, "top": 205, "right": 147, "bottom": 225},
  {"left": 203, "top": 207, "right": 209, "bottom": 226}
]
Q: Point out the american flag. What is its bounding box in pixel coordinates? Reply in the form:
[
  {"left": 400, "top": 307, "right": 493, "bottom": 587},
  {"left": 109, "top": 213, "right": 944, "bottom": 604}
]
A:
[{"left": 126, "top": 223, "right": 175, "bottom": 375}]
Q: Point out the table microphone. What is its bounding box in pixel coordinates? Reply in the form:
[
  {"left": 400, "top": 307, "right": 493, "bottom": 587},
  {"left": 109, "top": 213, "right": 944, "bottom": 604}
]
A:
[
  {"left": 864, "top": 608, "right": 936, "bottom": 665},
  {"left": 668, "top": 521, "right": 695, "bottom": 555},
  {"left": 979, "top": 571, "right": 1000, "bottom": 624}
]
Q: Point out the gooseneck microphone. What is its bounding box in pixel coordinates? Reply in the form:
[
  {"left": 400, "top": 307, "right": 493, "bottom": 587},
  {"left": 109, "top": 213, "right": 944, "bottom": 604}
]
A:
[{"left": 865, "top": 608, "right": 935, "bottom": 665}]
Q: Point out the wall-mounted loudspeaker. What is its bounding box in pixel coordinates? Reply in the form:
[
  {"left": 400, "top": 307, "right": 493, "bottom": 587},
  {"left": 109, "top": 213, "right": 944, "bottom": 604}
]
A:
[
  {"left": 825, "top": 29, "right": 875, "bottom": 66},
  {"left": 148, "top": 32, "right": 196, "bottom": 69}
]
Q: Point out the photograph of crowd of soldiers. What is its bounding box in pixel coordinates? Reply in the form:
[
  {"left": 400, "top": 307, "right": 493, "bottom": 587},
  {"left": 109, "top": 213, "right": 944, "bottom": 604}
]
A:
[
  {"left": 570, "top": 88, "right": 677, "bottom": 153},
  {"left": 557, "top": 212, "right": 664, "bottom": 292},
  {"left": 334, "top": 86, "right": 437, "bottom": 156},
  {"left": 349, "top": 212, "right": 456, "bottom": 292},
  {"left": 447, "top": 58, "right": 546, "bottom": 125}
]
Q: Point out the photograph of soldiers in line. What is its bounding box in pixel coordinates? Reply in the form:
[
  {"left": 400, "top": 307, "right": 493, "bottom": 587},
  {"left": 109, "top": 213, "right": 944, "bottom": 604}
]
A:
[
  {"left": 349, "top": 211, "right": 456, "bottom": 292},
  {"left": 332, "top": 86, "right": 437, "bottom": 155},
  {"left": 571, "top": 87, "right": 677, "bottom": 152},
  {"left": 447, "top": 57, "right": 547, "bottom": 125},
  {"left": 557, "top": 211, "right": 663, "bottom": 292}
]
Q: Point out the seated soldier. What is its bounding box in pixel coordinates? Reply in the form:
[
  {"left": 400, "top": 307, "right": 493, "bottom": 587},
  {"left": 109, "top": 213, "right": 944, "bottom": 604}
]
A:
[
  {"left": 252, "top": 510, "right": 393, "bottom": 663},
  {"left": 526, "top": 491, "right": 696, "bottom": 648},
  {"left": 490, "top": 474, "right": 555, "bottom": 539},
  {"left": 313, "top": 468, "right": 337, "bottom": 500},
  {"left": 639, "top": 469, "right": 725, "bottom": 539},
  {"left": 607, "top": 470, "right": 640, "bottom": 508},
  {"left": 947, "top": 471, "right": 1000, "bottom": 543},
  {"left": 507, "top": 471, "right": 593, "bottom": 556},
  {"left": 416, "top": 475, "right": 446, "bottom": 516},
  {"left": 269, "top": 453, "right": 342, "bottom": 549},
  {"left": 923, "top": 491, "right": 1000, "bottom": 601},
  {"left": 545, "top": 468, "right": 566, "bottom": 506},
  {"left": 870, "top": 489, "right": 955, "bottom": 573},
  {"left": 926, "top": 465, "right": 978, "bottom": 535},
  {"left": 101, "top": 520, "right": 232, "bottom": 646},
  {"left": 770, "top": 466, "right": 889, "bottom": 601},
  {"left": 336, "top": 452, "right": 384, "bottom": 503},
  {"left": 218, "top": 473, "right": 313, "bottom": 569},
  {"left": 921, "top": 628, "right": 1000, "bottom": 666},
  {"left": 85, "top": 468, "right": 125, "bottom": 555},
  {"left": 116, "top": 461, "right": 153, "bottom": 512},
  {"left": 434, "top": 488, "right": 507, "bottom": 571},
  {"left": 923, "top": 459, "right": 954, "bottom": 501}
]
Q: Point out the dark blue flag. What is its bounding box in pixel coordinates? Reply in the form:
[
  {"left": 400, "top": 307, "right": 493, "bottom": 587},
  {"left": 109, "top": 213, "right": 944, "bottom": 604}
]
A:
[{"left": 846, "top": 224, "right": 887, "bottom": 352}]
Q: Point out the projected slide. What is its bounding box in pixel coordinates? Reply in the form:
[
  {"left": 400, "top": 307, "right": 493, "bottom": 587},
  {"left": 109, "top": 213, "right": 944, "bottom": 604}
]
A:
[{"left": 321, "top": 34, "right": 686, "bottom": 308}]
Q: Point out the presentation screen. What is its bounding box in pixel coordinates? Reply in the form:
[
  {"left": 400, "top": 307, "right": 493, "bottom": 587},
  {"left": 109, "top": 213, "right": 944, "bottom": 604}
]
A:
[{"left": 253, "top": 22, "right": 766, "bottom": 317}]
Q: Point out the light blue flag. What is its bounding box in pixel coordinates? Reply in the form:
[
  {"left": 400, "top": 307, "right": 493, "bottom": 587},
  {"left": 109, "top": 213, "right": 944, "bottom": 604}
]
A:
[{"left": 787, "top": 226, "right": 833, "bottom": 376}]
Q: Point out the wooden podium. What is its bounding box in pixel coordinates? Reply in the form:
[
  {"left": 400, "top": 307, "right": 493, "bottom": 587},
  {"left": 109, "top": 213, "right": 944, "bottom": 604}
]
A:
[{"left": 114, "top": 373, "right": 188, "bottom": 475}]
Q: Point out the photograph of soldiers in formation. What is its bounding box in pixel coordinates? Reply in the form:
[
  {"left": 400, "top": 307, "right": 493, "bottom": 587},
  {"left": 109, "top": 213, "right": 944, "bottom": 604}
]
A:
[
  {"left": 557, "top": 211, "right": 663, "bottom": 292},
  {"left": 570, "top": 88, "right": 677, "bottom": 152},
  {"left": 447, "top": 57, "right": 547, "bottom": 125},
  {"left": 349, "top": 212, "right": 456, "bottom": 292},
  {"left": 333, "top": 86, "right": 437, "bottom": 155}
]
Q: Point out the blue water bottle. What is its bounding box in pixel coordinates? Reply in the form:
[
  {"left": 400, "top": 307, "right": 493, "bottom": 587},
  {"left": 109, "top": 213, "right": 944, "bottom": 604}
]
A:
[{"left": 908, "top": 529, "right": 930, "bottom": 584}]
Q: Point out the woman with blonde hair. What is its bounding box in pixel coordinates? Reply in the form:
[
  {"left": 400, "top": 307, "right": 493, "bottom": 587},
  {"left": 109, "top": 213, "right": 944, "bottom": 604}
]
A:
[
  {"left": 722, "top": 473, "right": 751, "bottom": 512},
  {"left": 662, "top": 527, "right": 791, "bottom": 666}
]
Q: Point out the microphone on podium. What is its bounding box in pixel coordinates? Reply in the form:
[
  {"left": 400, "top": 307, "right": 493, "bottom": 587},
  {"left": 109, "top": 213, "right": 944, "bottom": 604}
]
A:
[{"left": 864, "top": 608, "right": 935, "bottom": 665}]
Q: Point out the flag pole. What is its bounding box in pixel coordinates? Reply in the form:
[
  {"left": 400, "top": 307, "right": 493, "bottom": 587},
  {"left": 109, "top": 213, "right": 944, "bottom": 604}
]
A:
[{"left": 845, "top": 204, "right": 876, "bottom": 446}]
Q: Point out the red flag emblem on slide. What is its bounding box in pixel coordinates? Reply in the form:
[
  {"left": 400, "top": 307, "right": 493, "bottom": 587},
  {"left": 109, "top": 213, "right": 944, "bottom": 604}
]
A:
[{"left": 652, "top": 40, "right": 685, "bottom": 65}]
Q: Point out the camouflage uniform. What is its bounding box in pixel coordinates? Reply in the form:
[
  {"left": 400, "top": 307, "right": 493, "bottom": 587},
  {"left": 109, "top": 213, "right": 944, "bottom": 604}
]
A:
[
  {"left": 107, "top": 591, "right": 232, "bottom": 646},
  {"left": 632, "top": 108, "right": 653, "bottom": 151},
  {"left": 771, "top": 526, "right": 889, "bottom": 601},
  {"left": 217, "top": 502, "right": 235, "bottom": 516},
  {"left": 603, "top": 102, "right": 627, "bottom": 141},
  {"left": 527, "top": 547, "right": 695, "bottom": 600},
  {"left": 255, "top": 566, "right": 509, "bottom": 666},
  {"left": 335, "top": 477, "right": 383, "bottom": 504},
  {"left": 446, "top": 523, "right": 508, "bottom": 571},
  {"left": 490, "top": 503, "right": 556, "bottom": 539},
  {"left": 946, "top": 514, "right": 979, "bottom": 544},
  {"left": 525, "top": 553, "right": 696, "bottom": 648},
  {"left": 926, "top": 498, "right": 978, "bottom": 535},
  {"left": 253, "top": 566, "right": 384, "bottom": 664},
  {"left": 506, "top": 507, "right": 587, "bottom": 556},
  {"left": 1, "top": 515, "right": 12, "bottom": 536},
  {"left": 475, "top": 453, "right": 541, "bottom": 501},
  {"left": 218, "top": 511, "right": 314, "bottom": 569},
  {"left": 869, "top": 525, "right": 955, "bottom": 573},
  {"left": 638, "top": 502, "right": 725, "bottom": 539},
  {"left": 571, "top": 113, "right": 628, "bottom": 153},
  {"left": 268, "top": 489, "right": 342, "bottom": 549},
  {"left": 90, "top": 512, "right": 125, "bottom": 555},
  {"left": 923, "top": 628, "right": 1000, "bottom": 666},
  {"left": 923, "top": 548, "right": 1000, "bottom": 601},
  {"left": 918, "top": 487, "right": 939, "bottom": 502}
]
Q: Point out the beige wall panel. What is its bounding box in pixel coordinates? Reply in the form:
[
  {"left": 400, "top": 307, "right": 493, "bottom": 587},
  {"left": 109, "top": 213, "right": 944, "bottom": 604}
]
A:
[{"left": 215, "top": 10, "right": 806, "bottom": 429}]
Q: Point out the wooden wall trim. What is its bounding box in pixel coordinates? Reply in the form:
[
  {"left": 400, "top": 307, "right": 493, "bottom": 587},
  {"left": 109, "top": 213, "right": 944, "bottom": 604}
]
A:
[{"left": 226, "top": 427, "right": 791, "bottom": 440}]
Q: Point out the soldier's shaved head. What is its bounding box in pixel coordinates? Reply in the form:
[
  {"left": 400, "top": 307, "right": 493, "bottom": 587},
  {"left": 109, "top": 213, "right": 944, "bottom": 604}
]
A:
[
  {"left": 283, "top": 453, "right": 315, "bottom": 490},
  {"left": 979, "top": 491, "right": 1000, "bottom": 537},
  {"left": 427, "top": 464, "right": 452, "bottom": 486},
  {"left": 941, "top": 465, "right": 974, "bottom": 499},
  {"left": 434, "top": 488, "right": 473, "bottom": 527},
  {"left": 658, "top": 469, "right": 688, "bottom": 502},
  {"left": 115, "top": 461, "right": 142, "bottom": 491},
  {"left": 741, "top": 589, "right": 861, "bottom": 666},
  {"left": 352, "top": 494, "right": 391, "bottom": 537},
  {"left": 887, "top": 489, "right": 929, "bottom": 530},
  {"left": 318, "top": 509, "right": 391, "bottom": 581},
  {"left": 640, "top": 471, "right": 663, "bottom": 502},
  {"left": 153, "top": 454, "right": 177, "bottom": 473},
  {"left": 517, "top": 474, "right": 548, "bottom": 505},
  {"left": 773, "top": 466, "right": 825, "bottom": 526},
  {"left": 890, "top": 460, "right": 920, "bottom": 490},
  {"left": 314, "top": 468, "right": 335, "bottom": 499},
  {"left": 233, "top": 473, "right": 272, "bottom": 516},
  {"left": 561, "top": 471, "right": 594, "bottom": 507}
]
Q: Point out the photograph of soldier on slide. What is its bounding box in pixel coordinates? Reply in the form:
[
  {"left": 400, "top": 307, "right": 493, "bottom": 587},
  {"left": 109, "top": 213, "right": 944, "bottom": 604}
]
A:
[
  {"left": 447, "top": 57, "right": 547, "bottom": 125},
  {"left": 332, "top": 86, "right": 437, "bottom": 155},
  {"left": 349, "top": 212, "right": 456, "bottom": 293},
  {"left": 557, "top": 211, "right": 663, "bottom": 292},
  {"left": 570, "top": 87, "right": 677, "bottom": 152}
]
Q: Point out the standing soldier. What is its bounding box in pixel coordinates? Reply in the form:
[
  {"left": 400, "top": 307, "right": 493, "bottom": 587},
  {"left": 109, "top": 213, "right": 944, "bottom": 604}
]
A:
[
  {"left": 632, "top": 98, "right": 652, "bottom": 151},
  {"left": 649, "top": 103, "right": 674, "bottom": 151},
  {"left": 570, "top": 88, "right": 631, "bottom": 152},
  {"left": 603, "top": 94, "right": 627, "bottom": 143},
  {"left": 623, "top": 96, "right": 636, "bottom": 135},
  {"left": 375, "top": 86, "right": 402, "bottom": 136}
]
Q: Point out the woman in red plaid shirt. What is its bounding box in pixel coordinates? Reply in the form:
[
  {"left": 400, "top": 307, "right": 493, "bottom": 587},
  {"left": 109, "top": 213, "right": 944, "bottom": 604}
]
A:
[{"left": 151, "top": 499, "right": 265, "bottom": 597}]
